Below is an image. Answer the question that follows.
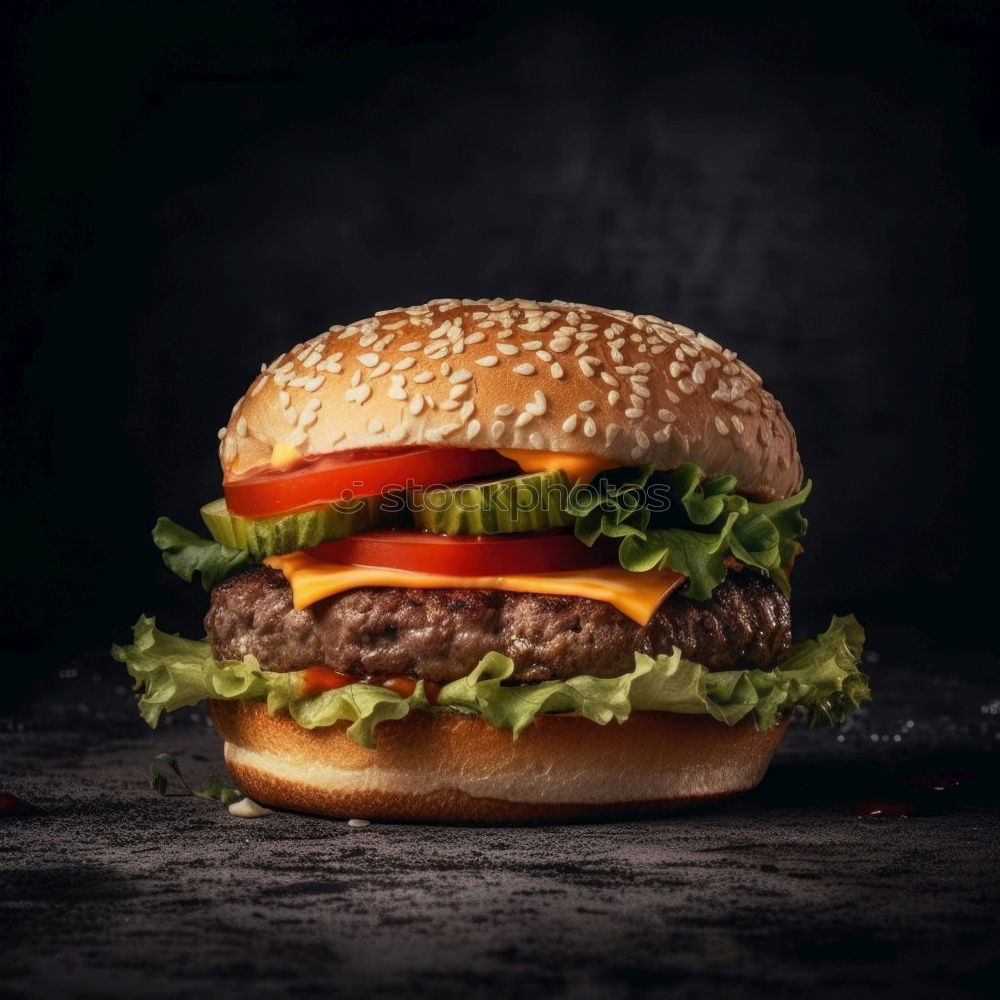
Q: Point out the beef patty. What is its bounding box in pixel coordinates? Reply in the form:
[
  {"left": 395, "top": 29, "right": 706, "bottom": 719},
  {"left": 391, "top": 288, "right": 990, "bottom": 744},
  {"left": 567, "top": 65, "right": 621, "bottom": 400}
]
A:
[{"left": 205, "top": 567, "right": 791, "bottom": 682}]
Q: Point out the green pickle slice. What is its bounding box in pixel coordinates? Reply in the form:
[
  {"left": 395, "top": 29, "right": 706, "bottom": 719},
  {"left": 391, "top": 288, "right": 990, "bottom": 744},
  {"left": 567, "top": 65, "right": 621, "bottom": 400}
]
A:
[
  {"left": 200, "top": 496, "right": 391, "bottom": 559},
  {"left": 412, "top": 470, "right": 571, "bottom": 535}
]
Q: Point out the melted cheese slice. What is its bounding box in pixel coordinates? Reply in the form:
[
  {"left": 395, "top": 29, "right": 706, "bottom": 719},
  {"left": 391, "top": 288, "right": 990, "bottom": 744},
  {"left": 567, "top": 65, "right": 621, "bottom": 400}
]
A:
[
  {"left": 265, "top": 551, "right": 685, "bottom": 626},
  {"left": 497, "top": 449, "right": 619, "bottom": 484}
]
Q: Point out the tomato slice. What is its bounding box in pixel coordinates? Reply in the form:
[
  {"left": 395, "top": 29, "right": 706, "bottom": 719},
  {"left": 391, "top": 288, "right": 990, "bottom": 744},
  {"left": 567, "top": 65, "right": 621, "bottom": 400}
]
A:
[
  {"left": 307, "top": 530, "right": 613, "bottom": 576},
  {"left": 224, "top": 448, "right": 517, "bottom": 517}
]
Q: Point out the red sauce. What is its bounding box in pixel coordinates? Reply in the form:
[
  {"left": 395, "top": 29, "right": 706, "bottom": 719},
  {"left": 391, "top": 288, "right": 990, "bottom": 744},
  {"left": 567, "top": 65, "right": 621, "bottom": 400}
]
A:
[
  {"left": 300, "top": 666, "right": 355, "bottom": 698},
  {"left": 855, "top": 799, "right": 912, "bottom": 818},
  {"left": 0, "top": 793, "right": 25, "bottom": 815},
  {"left": 300, "top": 666, "right": 441, "bottom": 704}
]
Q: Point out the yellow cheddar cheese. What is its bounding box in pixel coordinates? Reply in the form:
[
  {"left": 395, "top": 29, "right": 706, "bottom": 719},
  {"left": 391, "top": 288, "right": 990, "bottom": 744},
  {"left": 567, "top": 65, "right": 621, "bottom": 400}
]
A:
[{"left": 265, "top": 551, "right": 685, "bottom": 626}]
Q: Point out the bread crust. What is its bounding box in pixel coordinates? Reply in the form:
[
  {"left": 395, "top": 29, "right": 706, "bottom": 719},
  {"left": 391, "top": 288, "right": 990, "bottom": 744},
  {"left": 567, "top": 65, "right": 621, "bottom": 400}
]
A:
[
  {"left": 209, "top": 700, "right": 790, "bottom": 823},
  {"left": 221, "top": 298, "right": 802, "bottom": 501}
]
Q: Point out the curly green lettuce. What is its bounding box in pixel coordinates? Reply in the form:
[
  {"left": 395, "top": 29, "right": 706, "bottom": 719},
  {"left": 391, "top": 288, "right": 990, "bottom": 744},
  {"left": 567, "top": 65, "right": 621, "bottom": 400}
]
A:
[
  {"left": 112, "top": 615, "right": 868, "bottom": 749},
  {"left": 566, "top": 463, "right": 811, "bottom": 600},
  {"left": 152, "top": 517, "right": 252, "bottom": 590}
]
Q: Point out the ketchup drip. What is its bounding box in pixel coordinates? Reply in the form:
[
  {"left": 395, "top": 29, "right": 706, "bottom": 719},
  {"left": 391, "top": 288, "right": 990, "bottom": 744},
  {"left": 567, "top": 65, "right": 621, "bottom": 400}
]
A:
[{"left": 300, "top": 666, "right": 440, "bottom": 705}]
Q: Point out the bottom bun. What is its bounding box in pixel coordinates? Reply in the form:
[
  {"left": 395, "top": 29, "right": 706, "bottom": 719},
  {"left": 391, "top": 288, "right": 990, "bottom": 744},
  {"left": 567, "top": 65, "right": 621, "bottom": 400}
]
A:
[{"left": 209, "top": 700, "right": 790, "bottom": 823}]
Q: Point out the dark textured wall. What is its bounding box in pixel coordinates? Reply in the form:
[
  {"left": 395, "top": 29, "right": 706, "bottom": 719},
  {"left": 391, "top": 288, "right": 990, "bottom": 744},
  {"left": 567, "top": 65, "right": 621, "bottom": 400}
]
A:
[{"left": 3, "top": 2, "right": 995, "bottom": 690}]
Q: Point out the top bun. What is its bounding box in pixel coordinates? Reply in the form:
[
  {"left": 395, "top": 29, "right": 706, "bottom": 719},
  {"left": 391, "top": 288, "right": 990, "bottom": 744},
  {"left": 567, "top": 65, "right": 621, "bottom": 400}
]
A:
[{"left": 221, "top": 298, "right": 802, "bottom": 501}]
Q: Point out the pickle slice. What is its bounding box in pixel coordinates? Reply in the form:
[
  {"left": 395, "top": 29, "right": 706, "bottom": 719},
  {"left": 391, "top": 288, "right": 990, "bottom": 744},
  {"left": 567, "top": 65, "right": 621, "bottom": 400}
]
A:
[
  {"left": 200, "top": 496, "right": 392, "bottom": 559},
  {"left": 412, "top": 470, "right": 571, "bottom": 535}
]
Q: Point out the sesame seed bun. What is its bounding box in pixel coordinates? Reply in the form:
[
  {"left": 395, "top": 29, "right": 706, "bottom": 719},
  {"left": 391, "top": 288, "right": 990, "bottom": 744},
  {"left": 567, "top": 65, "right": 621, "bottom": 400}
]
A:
[
  {"left": 209, "top": 700, "right": 790, "bottom": 823},
  {"left": 221, "top": 298, "right": 802, "bottom": 501}
]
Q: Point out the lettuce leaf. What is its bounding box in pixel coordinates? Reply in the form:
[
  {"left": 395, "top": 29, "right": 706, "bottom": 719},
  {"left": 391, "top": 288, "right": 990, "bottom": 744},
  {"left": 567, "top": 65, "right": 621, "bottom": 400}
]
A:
[
  {"left": 566, "top": 463, "right": 811, "bottom": 600},
  {"left": 152, "top": 517, "right": 251, "bottom": 590},
  {"left": 112, "top": 615, "right": 868, "bottom": 748}
]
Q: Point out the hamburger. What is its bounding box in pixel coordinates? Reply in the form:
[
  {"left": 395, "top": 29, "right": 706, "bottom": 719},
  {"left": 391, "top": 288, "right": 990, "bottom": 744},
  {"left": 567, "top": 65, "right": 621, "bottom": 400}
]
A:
[{"left": 114, "top": 297, "right": 869, "bottom": 822}]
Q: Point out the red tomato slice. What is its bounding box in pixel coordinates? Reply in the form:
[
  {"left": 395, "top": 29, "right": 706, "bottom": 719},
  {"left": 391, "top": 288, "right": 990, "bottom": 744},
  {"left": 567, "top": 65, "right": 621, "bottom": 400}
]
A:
[
  {"left": 224, "top": 448, "right": 517, "bottom": 517},
  {"left": 307, "top": 530, "right": 613, "bottom": 576}
]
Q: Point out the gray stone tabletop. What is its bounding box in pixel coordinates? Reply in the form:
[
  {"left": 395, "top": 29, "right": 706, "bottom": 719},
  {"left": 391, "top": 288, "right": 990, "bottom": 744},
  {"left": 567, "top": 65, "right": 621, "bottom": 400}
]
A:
[{"left": 3, "top": 631, "right": 998, "bottom": 999}]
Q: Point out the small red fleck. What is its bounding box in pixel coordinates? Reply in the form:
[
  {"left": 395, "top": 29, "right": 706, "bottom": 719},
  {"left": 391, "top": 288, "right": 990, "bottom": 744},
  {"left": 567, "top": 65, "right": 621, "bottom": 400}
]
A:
[
  {"left": 903, "top": 771, "right": 971, "bottom": 791},
  {"left": 0, "top": 792, "right": 24, "bottom": 813},
  {"left": 855, "top": 798, "right": 912, "bottom": 818}
]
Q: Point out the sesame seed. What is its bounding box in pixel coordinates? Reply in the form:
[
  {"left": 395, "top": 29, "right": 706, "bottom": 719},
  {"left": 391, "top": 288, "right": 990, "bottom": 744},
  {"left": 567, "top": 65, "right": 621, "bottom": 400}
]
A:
[
  {"left": 635, "top": 429, "right": 650, "bottom": 449},
  {"left": 399, "top": 342, "right": 421, "bottom": 352},
  {"left": 413, "top": 372, "right": 434, "bottom": 384},
  {"left": 583, "top": 417, "right": 597, "bottom": 438},
  {"left": 304, "top": 375, "right": 325, "bottom": 392},
  {"left": 355, "top": 384, "right": 372, "bottom": 405},
  {"left": 605, "top": 424, "right": 620, "bottom": 445},
  {"left": 513, "top": 363, "right": 536, "bottom": 376},
  {"left": 550, "top": 363, "right": 564, "bottom": 379},
  {"left": 449, "top": 369, "right": 473, "bottom": 384},
  {"left": 669, "top": 361, "right": 688, "bottom": 378},
  {"left": 574, "top": 344, "right": 588, "bottom": 358},
  {"left": 388, "top": 386, "right": 407, "bottom": 401},
  {"left": 579, "top": 358, "right": 596, "bottom": 377},
  {"left": 393, "top": 358, "right": 416, "bottom": 371},
  {"left": 525, "top": 390, "right": 547, "bottom": 416},
  {"left": 489, "top": 420, "right": 506, "bottom": 442},
  {"left": 358, "top": 353, "right": 379, "bottom": 368},
  {"left": 678, "top": 378, "right": 695, "bottom": 395},
  {"left": 715, "top": 416, "right": 730, "bottom": 434},
  {"left": 475, "top": 355, "right": 499, "bottom": 367},
  {"left": 217, "top": 426, "right": 227, "bottom": 440},
  {"left": 409, "top": 395, "right": 424, "bottom": 415},
  {"left": 658, "top": 408, "right": 677, "bottom": 423},
  {"left": 535, "top": 350, "right": 552, "bottom": 363},
  {"left": 494, "top": 404, "right": 514, "bottom": 416},
  {"left": 630, "top": 446, "right": 645, "bottom": 461},
  {"left": 666, "top": 390, "right": 681, "bottom": 404},
  {"left": 608, "top": 390, "right": 620, "bottom": 405},
  {"left": 283, "top": 407, "right": 296, "bottom": 425},
  {"left": 732, "top": 415, "right": 745, "bottom": 434},
  {"left": 428, "top": 322, "right": 451, "bottom": 339},
  {"left": 562, "top": 415, "right": 578, "bottom": 433},
  {"left": 299, "top": 410, "right": 318, "bottom": 429},
  {"left": 549, "top": 337, "right": 571, "bottom": 353},
  {"left": 497, "top": 344, "right": 519, "bottom": 356},
  {"left": 691, "top": 361, "right": 708, "bottom": 384},
  {"left": 279, "top": 390, "right": 290, "bottom": 408},
  {"left": 467, "top": 419, "right": 481, "bottom": 438},
  {"left": 579, "top": 400, "right": 596, "bottom": 412},
  {"left": 515, "top": 412, "right": 533, "bottom": 428},
  {"left": 625, "top": 408, "right": 643, "bottom": 419},
  {"left": 600, "top": 371, "right": 618, "bottom": 387},
  {"left": 650, "top": 345, "right": 667, "bottom": 355},
  {"left": 460, "top": 400, "right": 475, "bottom": 422},
  {"left": 465, "top": 332, "right": 486, "bottom": 345},
  {"left": 449, "top": 384, "right": 469, "bottom": 399},
  {"left": 440, "top": 400, "right": 460, "bottom": 411}
]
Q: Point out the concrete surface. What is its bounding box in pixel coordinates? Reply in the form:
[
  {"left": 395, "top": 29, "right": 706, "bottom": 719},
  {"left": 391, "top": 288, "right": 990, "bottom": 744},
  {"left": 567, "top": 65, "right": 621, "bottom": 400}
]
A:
[{"left": 2, "top": 632, "right": 999, "bottom": 999}]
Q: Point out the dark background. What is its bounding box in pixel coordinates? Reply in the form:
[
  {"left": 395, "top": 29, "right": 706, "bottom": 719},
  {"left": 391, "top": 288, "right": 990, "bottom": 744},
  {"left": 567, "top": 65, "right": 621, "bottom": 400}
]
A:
[{"left": 2, "top": 0, "right": 997, "bottom": 708}]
